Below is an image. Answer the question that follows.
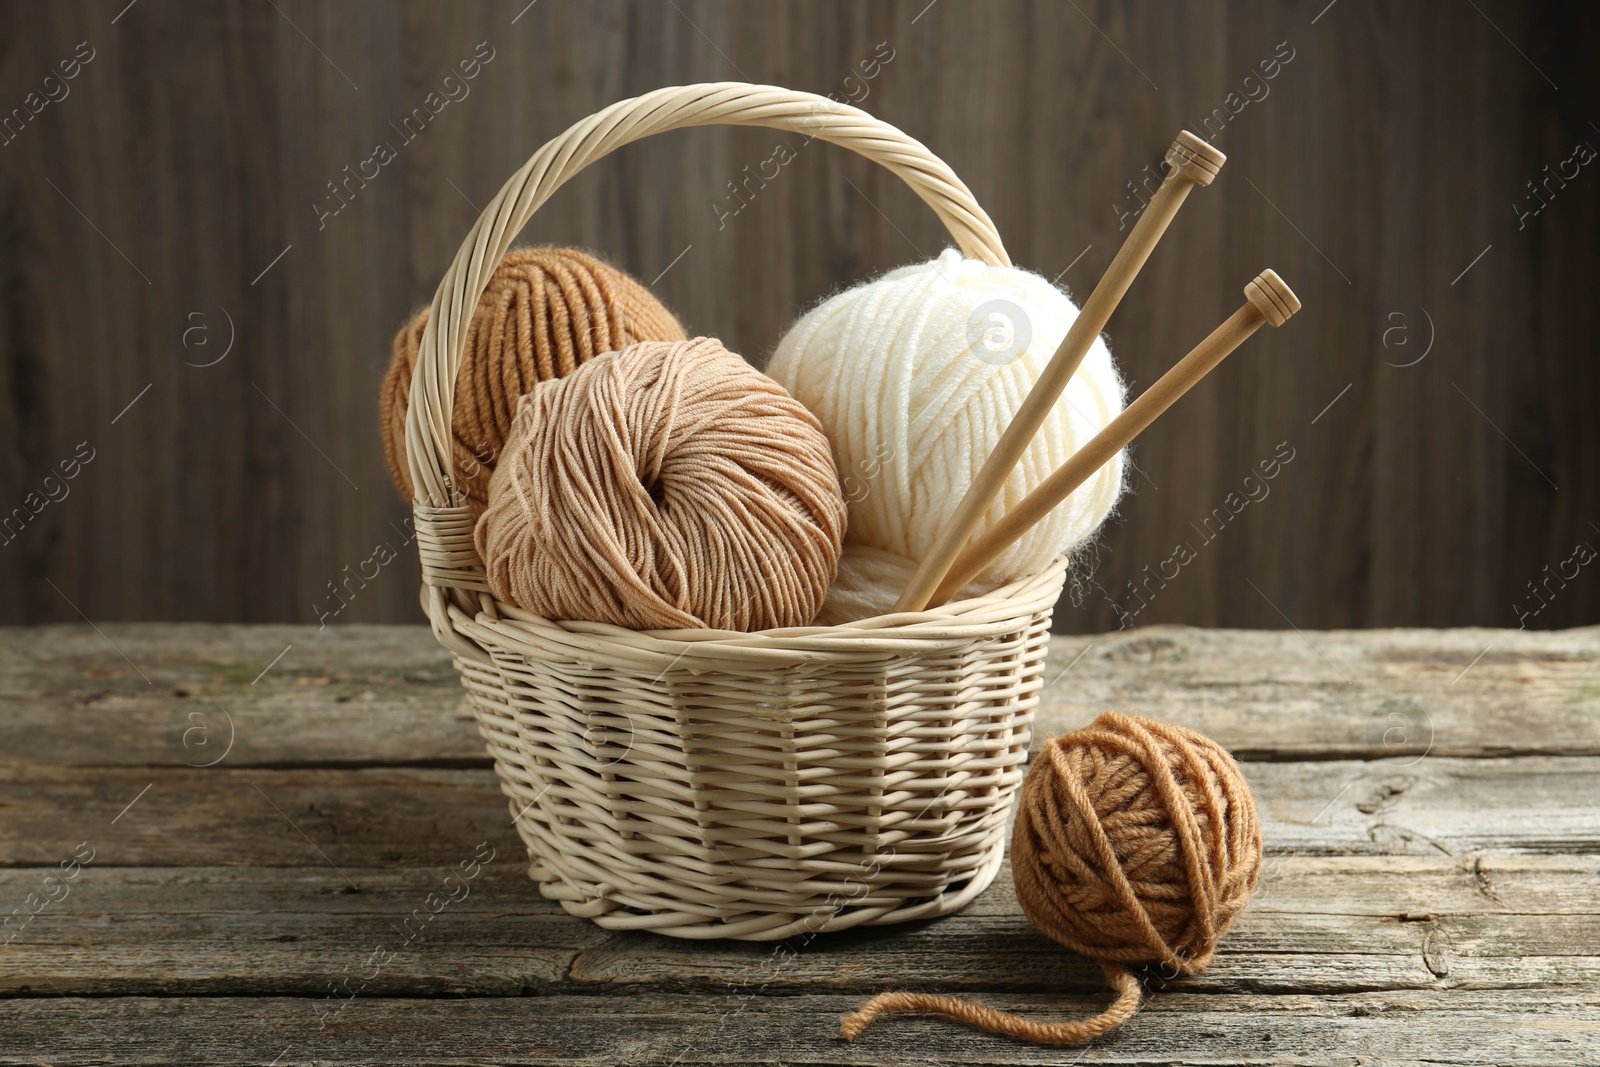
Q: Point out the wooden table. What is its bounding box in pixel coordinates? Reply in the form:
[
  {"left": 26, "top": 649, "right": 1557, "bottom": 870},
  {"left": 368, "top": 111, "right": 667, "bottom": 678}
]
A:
[{"left": 2, "top": 623, "right": 1596, "bottom": 1065}]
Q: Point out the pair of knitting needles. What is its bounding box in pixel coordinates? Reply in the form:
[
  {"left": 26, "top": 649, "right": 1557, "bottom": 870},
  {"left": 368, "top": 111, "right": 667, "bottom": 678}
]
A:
[{"left": 895, "top": 132, "right": 1302, "bottom": 611}]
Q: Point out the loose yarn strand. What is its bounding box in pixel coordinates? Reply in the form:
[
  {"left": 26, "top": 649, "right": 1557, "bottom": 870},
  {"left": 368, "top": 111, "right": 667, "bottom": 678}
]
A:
[{"left": 840, "top": 961, "right": 1142, "bottom": 1046}]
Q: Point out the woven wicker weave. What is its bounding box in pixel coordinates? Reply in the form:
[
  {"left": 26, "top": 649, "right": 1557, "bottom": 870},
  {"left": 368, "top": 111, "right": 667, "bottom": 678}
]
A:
[{"left": 407, "top": 82, "right": 1068, "bottom": 940}]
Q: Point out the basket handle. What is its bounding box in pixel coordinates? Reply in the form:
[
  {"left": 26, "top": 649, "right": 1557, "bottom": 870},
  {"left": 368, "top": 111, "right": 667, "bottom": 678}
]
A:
[{"left": 405, "top": 82, "right": 1009, "bottom": 621}]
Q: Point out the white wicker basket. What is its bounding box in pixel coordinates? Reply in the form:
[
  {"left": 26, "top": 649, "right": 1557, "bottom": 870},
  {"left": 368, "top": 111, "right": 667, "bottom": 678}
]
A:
[{"left": 406, "top": 82, "right": 1067, "bottom": 940}]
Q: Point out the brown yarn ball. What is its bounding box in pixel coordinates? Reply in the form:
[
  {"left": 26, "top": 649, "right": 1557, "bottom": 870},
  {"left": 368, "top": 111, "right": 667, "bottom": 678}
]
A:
[
  {"left": 378, "top": 247, "right": 686, "bottom": 515},
  {"left": 843, "top": 710, "right": 1261, "bottom": 1046},
  {"left": 475, "top": 337, "right": 847, "bottom": 632}
]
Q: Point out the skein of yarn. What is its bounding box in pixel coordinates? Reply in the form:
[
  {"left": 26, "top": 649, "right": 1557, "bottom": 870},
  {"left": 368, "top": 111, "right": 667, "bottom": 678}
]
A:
[
  {"left": 842, "top": 711, "right": 1261, "bottom": 1046},
  {"left": 768, "top": 248, "right": 1126, "bottom": 621},
  {"left": 378, "top": 247, "right": 686, "bottom": 515},
  {"left": 476, "top": 337, "right": 847, "bottom": 631}
]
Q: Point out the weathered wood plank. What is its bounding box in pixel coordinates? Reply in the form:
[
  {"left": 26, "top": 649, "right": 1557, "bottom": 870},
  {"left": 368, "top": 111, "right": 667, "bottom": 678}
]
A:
[
  {"left": 0, "top": 624, "right": 470, "bottom": 768},
  {"left": 1, "top": 857, "right": 1593, "bottom": 999},
  {"left": 567, "top": 854, "right": 1600, "bottom": 998},
  {"left": 1246, "top": 756, "right": 1600, "bottom": 855},
  {"left": 3, "top": 624, "right": 1597, "bottom": 769},
  {"left": 1036, "top": 624, "right": 1600, "bottom": 761},
  {"left": 0, "top": 766, "right": 524, "bottom": 869},
  {"left": 0, "top": 990, "right": 1594, "bottom": 1065},
  {"left": 1, "top": 755, "right": 1595, "bottom": 869}
]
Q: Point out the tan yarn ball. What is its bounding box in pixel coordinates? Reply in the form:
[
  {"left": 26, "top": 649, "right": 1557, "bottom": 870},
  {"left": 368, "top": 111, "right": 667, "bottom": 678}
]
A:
[
  {"left": 476, "top": 337, "right": 847, "bottom": 632},
  {"left": 844, "top": 711, "right": 1261, "bottom": 1046},
  {"left": 378, "top": 247, "right": 686, "bottom": 515}
]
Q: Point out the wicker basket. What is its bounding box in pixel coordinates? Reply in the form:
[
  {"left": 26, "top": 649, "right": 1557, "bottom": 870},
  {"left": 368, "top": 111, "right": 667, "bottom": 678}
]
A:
[{"left": 406, "top": 82, "right": 1068, "bottom": 941}]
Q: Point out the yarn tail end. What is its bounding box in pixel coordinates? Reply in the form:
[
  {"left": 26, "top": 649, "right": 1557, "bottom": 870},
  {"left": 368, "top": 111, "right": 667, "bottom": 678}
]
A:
[
  {"left": 838, "top": 965, "right": 1143, "bottom": 1046},
  {"left": 839, "top": 994, "right": 896, "bottom": 1041}
]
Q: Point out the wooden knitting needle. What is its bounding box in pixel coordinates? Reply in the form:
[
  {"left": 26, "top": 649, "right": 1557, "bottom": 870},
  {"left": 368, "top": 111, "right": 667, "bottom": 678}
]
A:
[
  {"left": 895, "top": 131, "right": 1227, "bottom": 612},
  {"left": 925, "top": 270, "right": 1301, "bottom": 608}
]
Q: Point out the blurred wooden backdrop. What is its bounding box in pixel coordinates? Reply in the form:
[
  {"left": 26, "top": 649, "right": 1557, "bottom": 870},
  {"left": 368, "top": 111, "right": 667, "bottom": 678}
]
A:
[{"left": 1, "top": 0, "right": 1596, "bottom": 631}]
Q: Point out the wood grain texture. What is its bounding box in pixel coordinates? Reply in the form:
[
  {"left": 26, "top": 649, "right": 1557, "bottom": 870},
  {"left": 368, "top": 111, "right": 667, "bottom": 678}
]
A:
[
  {"left": 0, "top": 1, "right": 1596, "bottom": 631},
  {"left": 3, "top": 754, "right": 1593, "bottom": 868},
  {"left": 0, "top": 991, "right": 1595, "bottom": 1065},
  {"left": 4, "top": 624, "right": 1596, "bottom": 767},
  {"left": 0, "top": 622, "right": 1595, "bottom": 1064},
  {"left": 3, "top": 856, "right": 1595, "bottom": 997}
]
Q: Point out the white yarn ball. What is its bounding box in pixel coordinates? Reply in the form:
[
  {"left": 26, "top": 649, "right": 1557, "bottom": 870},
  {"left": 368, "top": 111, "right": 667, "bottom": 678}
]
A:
[{"left": 768, "top": 249, "right": 1126, "bottom": 620}]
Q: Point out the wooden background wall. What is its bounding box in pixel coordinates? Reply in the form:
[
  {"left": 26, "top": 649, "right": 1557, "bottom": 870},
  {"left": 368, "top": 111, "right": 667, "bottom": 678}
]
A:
[{"left": 2, "top": 0, "right": 1596, "bottom": 632}]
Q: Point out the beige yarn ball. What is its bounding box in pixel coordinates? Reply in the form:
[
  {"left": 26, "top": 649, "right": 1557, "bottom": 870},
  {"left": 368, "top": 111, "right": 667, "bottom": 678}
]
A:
[{"left": 475, "top": 337, "right": 848, "bottom": 631}]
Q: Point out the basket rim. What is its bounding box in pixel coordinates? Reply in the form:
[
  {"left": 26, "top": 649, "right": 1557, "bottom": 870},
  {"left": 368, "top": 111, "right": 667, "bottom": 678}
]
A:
[{"left": 441, "top": 557, "right": 1064, "bottom": 667}]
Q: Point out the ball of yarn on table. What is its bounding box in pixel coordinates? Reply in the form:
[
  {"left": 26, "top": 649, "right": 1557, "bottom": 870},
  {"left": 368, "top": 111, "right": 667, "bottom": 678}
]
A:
[
  {"left": 378, "top": 247, "right": 686, "bottom": 515},
  {"left": 476, "top": 337, "right": 847, "bottom": 631},
  {"left": 767, "top": 248, "right": 1126, "bottom": 620},
  {"left": 843, "top": 711, "right": 1261, "bottom": 1046}
]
